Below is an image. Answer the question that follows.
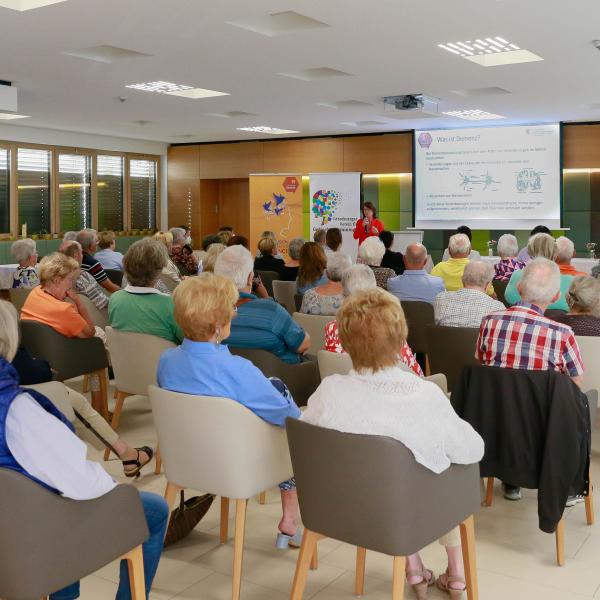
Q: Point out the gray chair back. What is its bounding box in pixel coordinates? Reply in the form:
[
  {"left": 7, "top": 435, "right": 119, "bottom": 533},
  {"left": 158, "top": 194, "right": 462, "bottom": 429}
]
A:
[
  {"left": 286, "top": 419, "right": 480, "bottom": 556},
  {"left": 8, "top": 287, "right": 32, "bottom": 313},
  {"left": 76, "top": 294, "right": 109, "bottom": 329},
  {"left": 294, "top": 293, "right": 303, "bottom": 311},
  {"left": 158, "top": 273, "right": 178, "bottom": 292},
  {"left": 492, "top": 279, "right": 509, "bottom": 306},
  {"left": 401, "top": 301, "right": 434, "bottom": 354},
  {"left": 272, "top": 279, "right": 297, "bottom": 314},
  {"left": 292, "top": 312, "right": 331, "bottom": 358},
  {"left": 0, "top": 469, "right": 148, "bottom": 600},
  {"left": 256, "top": 270, "right": 279, "bottom": 297},
  {"left": 426, "top": 324, "right": 479, "bottom": 392},
  {"left": 229, "top": 347, "right": 320, "bottom": 406},
  {"left": 104, "top": 269, "right": 123, "bottom": 286}
]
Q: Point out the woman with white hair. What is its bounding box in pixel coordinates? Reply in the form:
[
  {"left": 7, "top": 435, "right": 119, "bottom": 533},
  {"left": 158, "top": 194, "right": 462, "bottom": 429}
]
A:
[
  {"left": 554, "top": 276, "right": 600, "bottom": 335},
  {"left": 279, "top": 237, "right": 304, "bottom": 281},
  {"left": 358, "top": 236, "right": 395, "bottom": 290},
  {"left": 300, "top": 253, "right": 351, "bottom": 315},
  {"left": 493, "top": 234, "right": 525, "bottom": 281},
  {"left": 324, "top": 264, "right": 423, "bottom": 376},
  {"left": 10, "top": 238, "right": 39, "bottom": 288}
]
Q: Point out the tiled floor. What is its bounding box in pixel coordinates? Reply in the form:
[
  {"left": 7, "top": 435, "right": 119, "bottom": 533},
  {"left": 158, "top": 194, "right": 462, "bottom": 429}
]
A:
[{"left": 71, "top": 384, "right": 600, "bottom": 599}]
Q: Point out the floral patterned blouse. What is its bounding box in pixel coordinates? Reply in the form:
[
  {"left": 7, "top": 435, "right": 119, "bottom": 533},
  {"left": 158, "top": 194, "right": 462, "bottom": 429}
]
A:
[
  {"left": 300, "top": 289, "right": 344, "bottom": 316},
  {"left": 323, "top": 320, "right": 424, "bottom": 376},
  {"left": 12, "top": 266, "right": 39, "bottom": 289}
]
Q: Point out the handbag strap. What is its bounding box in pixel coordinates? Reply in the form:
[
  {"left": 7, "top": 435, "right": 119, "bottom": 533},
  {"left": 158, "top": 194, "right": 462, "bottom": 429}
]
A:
[{"left": 73, "top": 409, "right": 120, "bottom": 458}]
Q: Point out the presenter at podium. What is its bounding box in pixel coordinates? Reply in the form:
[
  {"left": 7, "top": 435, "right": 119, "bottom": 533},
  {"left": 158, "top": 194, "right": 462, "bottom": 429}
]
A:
[{"left": 353, "top": 202, "right": 385, "bottom": 246}]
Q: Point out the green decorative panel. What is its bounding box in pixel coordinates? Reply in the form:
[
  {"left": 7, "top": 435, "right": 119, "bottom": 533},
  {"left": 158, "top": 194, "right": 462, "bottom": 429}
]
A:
[
  {"left": 377, "top": 176, "right": 400, "bottom": 212},
  {"left": 379, "top": 212, "right": 400, "bottom": 231}
]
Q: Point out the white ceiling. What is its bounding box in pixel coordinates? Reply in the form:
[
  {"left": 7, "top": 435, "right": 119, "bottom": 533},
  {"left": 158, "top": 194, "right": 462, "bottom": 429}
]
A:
[{"left": 1, "top": 0, "right": 600, "bottom": 144}]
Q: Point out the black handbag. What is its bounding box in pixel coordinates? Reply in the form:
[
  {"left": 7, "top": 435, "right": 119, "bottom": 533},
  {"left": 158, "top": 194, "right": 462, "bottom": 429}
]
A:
[{"left": 164, "top": 491, "right": 215, "bottom": 547}]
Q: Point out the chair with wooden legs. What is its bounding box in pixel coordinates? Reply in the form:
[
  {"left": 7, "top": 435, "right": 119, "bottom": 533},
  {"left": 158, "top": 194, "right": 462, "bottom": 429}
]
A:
[
  {"left": 285, "top": 419, "right": 481, "bottom": 600},
  {"left": 292, "top": 313, "right": 332, "bottom": 358},
  {"left": 272, "top": 279, "right": 298, "bottom": 314},
  {"left": 0, "top": 468, "right": 148, "bottom": 600},
  {"left": 148, "top": 385, "right": 294, "bottom": 600},
  {"left": 104, "top": 327, "right": 176, "bottom": 465}
]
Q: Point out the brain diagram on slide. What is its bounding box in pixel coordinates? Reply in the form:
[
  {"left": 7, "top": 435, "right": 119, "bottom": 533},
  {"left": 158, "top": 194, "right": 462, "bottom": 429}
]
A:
[{"left": 458, "top": 167, "right": 546, "bottom": 193}]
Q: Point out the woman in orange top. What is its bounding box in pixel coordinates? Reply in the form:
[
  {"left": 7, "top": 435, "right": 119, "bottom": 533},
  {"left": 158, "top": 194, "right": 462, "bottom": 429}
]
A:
[{"left": 353, "top": 202, "right": 385, "bottom": 246}]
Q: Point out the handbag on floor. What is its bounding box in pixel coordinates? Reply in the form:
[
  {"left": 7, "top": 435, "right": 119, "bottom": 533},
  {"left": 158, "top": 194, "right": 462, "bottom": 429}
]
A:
[{"left": 164, "top": 491, "right": 215, "bottom": 547}]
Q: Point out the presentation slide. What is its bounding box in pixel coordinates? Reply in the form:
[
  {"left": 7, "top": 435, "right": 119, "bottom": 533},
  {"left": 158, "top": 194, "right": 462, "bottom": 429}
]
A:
[{"left": 414, "top": 124, "right": 561, "bottom": 230}]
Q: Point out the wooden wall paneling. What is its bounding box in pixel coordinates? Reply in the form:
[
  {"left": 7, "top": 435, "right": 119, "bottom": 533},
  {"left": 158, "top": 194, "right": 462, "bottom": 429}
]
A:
[
  {"left": 563, "top": 125, "right": 600, "bottom": 169},
  {"left": 199, "top": 179, "right": 220, "bottom": 238},
  {"left": 167, "top": 146, "right": 200, "bottom": 238},
  {"left": 218, "top": 179, "right": 250, "bottom": 237},
  {"left": 343, "top": 133, "right": 412, "bottom": 173},
  {"left": 262, "top": 138, "right": 344, "bottom": 173},
  {"left": 199, "top": 142, "right": 264, "bottom": 179},
  {"left": 167, "top": 146, "right": 200, "bottom": 179}
]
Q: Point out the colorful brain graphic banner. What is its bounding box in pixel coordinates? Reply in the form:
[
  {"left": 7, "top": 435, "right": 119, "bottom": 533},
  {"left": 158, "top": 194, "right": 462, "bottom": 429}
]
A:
[{"left": 311, "top": 189, "right": 340, "bottom": 225}]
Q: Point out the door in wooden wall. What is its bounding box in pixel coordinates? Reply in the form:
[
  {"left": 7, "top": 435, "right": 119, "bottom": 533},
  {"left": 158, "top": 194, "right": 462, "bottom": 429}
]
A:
[
  {"left": 218, "top": 179, "right": 250, "bottom": 237},
  {"left": 199, "top": 180, "right": 219, "bottom": 238}
]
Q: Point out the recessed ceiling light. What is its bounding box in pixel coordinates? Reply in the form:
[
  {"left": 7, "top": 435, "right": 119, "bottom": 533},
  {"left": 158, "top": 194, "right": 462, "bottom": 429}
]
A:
[
  {"left": 317, "top": 100, "right": 373, "bottom": 109},
  {"left": 227, "top": 10, "right": 330, "bottom": 37},
  {"left": 206, "top": 111, "right": 256, "bottom": 118},
  {"left": 0, "top": 0, "right": 67, "bottom": 10},
  {"left": 438, "top": 37, "right": 543, "bottom": 66},
  {"left": 125, "top": 81, "right": 229, "bottom": 99},
  {"left": 442, "top": 109, "right": 505, "bottom": 120},
  {"left": 0, "top": 112, "right": 29, "bottom": 120},
  {"left": 237, "top": 126, "right": 299, "bottom": 135},
  {"left": 64, "top": 45, "right": 150, "bottom": 63},
  {"left": 341, "top": 120, "right": 386, "bottom": 127},
  {"left": 278, "top": 67, "right": 352, "bottom": 82},
  {"left": 451, "top": 87, "right": 511, "bottom": 97}
]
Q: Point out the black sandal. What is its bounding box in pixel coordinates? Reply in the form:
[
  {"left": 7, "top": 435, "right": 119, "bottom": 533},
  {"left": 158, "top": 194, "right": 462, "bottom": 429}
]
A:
[{"left": 123, "top": 446, "right": 154, "bottom": 479}]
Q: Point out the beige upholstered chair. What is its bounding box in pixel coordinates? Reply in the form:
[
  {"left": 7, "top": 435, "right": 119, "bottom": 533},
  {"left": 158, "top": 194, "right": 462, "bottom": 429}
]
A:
[
  {"left": 77, "top": 294, "right": 109, "bottom": 329},
  {"left": 105, "top": 327, "right": 176, "bottom": 465},
  {"left": 148, "top": 385, "right": 294, "bottom": 600},
  {"left": 8, "top": 287, "right": 32, "bottom": 313},
  {"left": 26, "top": 381, "right": 75, "bottom": 421},
  {"left": 158, "top": 273, "right": 178, "bottom": 292},
  {"left": 576, "top": 336, "right": 600, "bottom": 403},
  {"left": 272, "top": 280, "right": 298, "bottom": 314},
  {"left": 292, "top": 313, "right": 332, "bottom": 358}
]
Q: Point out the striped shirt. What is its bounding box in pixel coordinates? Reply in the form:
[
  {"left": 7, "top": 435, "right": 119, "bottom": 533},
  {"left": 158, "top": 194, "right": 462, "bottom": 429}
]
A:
[
  {"left": 81, "top": 252, "right": 108, "bottom": 284},
  {"left": 476, "top": 303, "right": 584, "bottom": 377},
  {"left": 493, "top": 257, "right": 526, "bottom": 282}
]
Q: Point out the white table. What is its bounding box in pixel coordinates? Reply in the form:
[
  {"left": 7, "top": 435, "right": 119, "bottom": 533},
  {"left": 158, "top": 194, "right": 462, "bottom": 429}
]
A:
[
  {"left": 0, "top": 263, "right": 18, "bottom": 289},
  {"left": 479, "top": 255, "right": 598, "bottom": 275}
]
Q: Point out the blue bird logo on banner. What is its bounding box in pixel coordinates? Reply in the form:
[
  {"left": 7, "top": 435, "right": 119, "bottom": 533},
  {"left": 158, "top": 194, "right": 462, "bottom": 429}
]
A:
[{"left": 263, "top": 192, "right": 286, "bottom": 216}]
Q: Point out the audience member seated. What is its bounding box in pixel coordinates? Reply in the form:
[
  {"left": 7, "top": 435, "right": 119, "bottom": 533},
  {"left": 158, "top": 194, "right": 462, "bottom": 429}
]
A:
[
  {"left": 109, "top": 239, "right": 183, "bottom": 344},
  {"left": 153, "top": 231, "right": 182, "bottom": 285},
  {"left": 432, "top": 233, "right": 475, "bottom": 292},
  {"left": 505, "top": 233, "right": 571, "bottom": 311},
  {"left": 324, "top": 264, "right": 423, "bottom": 376},
  {"left": 313, "top": 227, "right": 327, "bottom": 250},
  {"left": 0, "top": 299, "right": 167, "bottom": 599},
  {"left": 62, "top": 231, "right": 78, "bottom": 242},
  {"left": 493, "top": 233, "right": 525, "bottom": 281},
  {"left": 358, "top": 237, "right": 396, "bottom": 290},
  {"left": 442, "top": 225, "right": 481, "bottom": 261},
  {"left": 434, "top": 262, "right": 505, "bottom": 328},
  {"left": 75, "top": 229, "right": 121, "bottom": 293},
  {"left": 300, "top": 253, "right": 351, "bottom": 316},
  {"left": 255, "top": 230, "right": 284, "bottom": 260},
  {"left": 227, "top": 235, "right": 249, "bottom": 248},
  {"left": 387, "top": 243, "right": 444, "bottom": 304},
  {"left": 303, "top": 288, "right": 484, "bottom": 596},
  {"left": 555, "top": 236, "right": 586, "bottom": 277},
  {"left": 93, "top": 231, "right": 124, "bottom": 271},
  {"left": 297, "top": 241, "right": 328, "bottom": 294},
  {"left": 254, "top": 236, "right": 285, "bottom": 272},
  {"left": 325, "top": 228, "right": 342, "bottom": 256},
  {"left": 353, "top": 202, "right": 384, "bottom": 246},
  {"left": 517, "top": 224, "right": 551, "bottom": 263},
  {"left": 169, "top": 227, "right": 199, "bottom": 276},
  {"left": 215, "top": 245, "right": 310, "bottom": 363},
  {"left": 202, "top": 243, "right": 227, "bottom": 274},
  {"left": 217, "top": 229, "right": 233, "bottom": 246},
  {"left": 379, "top": 230, "right": 405, "bottom": 275},
  {"left": 278, "top": 237, "right": 303, "bottom": 282},
  {"left": 157, "top": 274, "right": 303, "bottom": 546},
  {"left": 60, "top": 241, "right": 108, "bottom": 311},
  {"left": 10, "top": 238, "right": 39, "bottom": 288},
  {"left": 196, "top": 233, "right": 221, "bottom": 266},
  {"left": 554, "top": 276, "right": 600, "bottom": 336}
]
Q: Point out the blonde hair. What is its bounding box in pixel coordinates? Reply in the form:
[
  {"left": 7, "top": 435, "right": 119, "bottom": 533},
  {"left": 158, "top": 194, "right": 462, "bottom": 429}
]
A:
[
  {"left": 527, "top": 233, "right": 557, "bottom": 260},
  {"left": 258, "top": 236, "right": 276, "bottom": 255},
  {"left": 97, "top": 230, "right": 116, "bottom": 249},
  {"left": 153, "top": 231, "right": 174, "bottom": 247},
  {"left": 203, "top": 243, "right": 227, "bottom": 273},
  {"left": 566, "top": 275, "right": 600, "bottom": 316},
  {"left": 38, "top": 252, "right": 79, "bottom": 286},
  {"left": 337, "top": 288, "right": 408, "bottom": 372},
  {"left": 217, "top": 230, "right": 233, "bottom": 246},
  {"left": 173, "top": 273, "right": 239, "bottom": 341},
  {"left": 0, "top": 300, "right": 19, "bottom": 362}
]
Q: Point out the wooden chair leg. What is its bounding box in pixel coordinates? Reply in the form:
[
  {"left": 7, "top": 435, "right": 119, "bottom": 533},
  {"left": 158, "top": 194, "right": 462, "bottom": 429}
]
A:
[
  {"left": 154, "top": 445, "right": 162, "bottom": 475},
  {"left": 310, "top": 545, "right": 318, "bottom": 570},
  {"left": 121, "top": 544, "right": 146, "bottom": 600},
  {"left": 103, "top": 390, "right": 129, "bottom": 461},
  {"left": 585, "top": 475, "right": 595, "bottom": 525},
  {"left": 555, "top": 518, "right": 565, "bottom": 566},
  {"left": 232, "top": 499, "right": 247, "bottom": 600},
  {"left": 259, "top": 491, "right": 266, "bottom": 504},
  {"left": 91, "top": 369, "right": 109, "bottom": 420},
  {"left": 391, "top": 555, "right": 406, "bottom": 600},
  {"left": 459, "top": 515, "right": 479, "bottom": 600},
  {"left": 485, "top": 477, "right": 494, "bottom": 507},
  {"left": 82, "top": 373, "right": 89, "bottom": 393},
  {"left": 220, "top": 497, "right": 230, "bottom": 544},
  {"left": 164, "top": 481, "right": 182, "bottom": 510},
  {"left": 290, "top": 529, "right": 321, "bottom": 600},
  {"left": 355, "top": 547, "right": 366, "bottom": 596}
]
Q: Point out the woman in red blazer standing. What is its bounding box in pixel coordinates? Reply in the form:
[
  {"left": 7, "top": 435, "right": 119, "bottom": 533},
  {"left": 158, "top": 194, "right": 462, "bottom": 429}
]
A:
[{"left": 353, "top": 202, "right": 385, "bottom": 246}]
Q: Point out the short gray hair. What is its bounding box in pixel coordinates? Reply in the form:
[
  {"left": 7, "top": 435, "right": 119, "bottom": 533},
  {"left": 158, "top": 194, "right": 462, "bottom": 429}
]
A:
[
  {"left": 313, "top": 228, "right": 326, "bottom": 244},
  {"left": 288, "top": 237, "right": 305, "bottom": 260},
  {"left": 0, "top": 300, "right": 19, "bottom": 362},
  {"left": 527, "top": 233, "right": 556, "bottom": 260},
  {"left": 497, "top": 234, "right": 519, "bottom": 259},
  {"left": 11, "top": 238, "right": 37, "bottom": 263},
  {"left": 358, "top": 237, "right": 386, "bottom": 266},
  {"left": 62, "top": 231, "right": 78, "bottom": 242},
  {"left": 518, "top": 257, "right": 561, "bottom": 306},
  {"left": 566, "top": 276, "right": 600, "bottom": 316},
  {"left": 448, "top": 233, "right": 471, "bottom": 257},
  {"left": 326, "top": 253, "right": 352, "bottom": 282},
  {"left": 123, "top": 239, "right": 167, "bottom": 286},
  {"left": 462, "top": 261, "right": 493, "bottom": 289},
  {"left": 202, "top": 243, "right": 226, "bottom": 273},
  {"left": 342, "top": 264, "right": 377, "bottom": 296},
  {"left": 404, "top": 243, "right": 428, "bottom": 267},
  {"left": 555, "top": 236, "right": 575, "bottom": 263},
  {"left": 76, "top": 229, "right": 96, "bottom": 252},
  {"left": 214, "top": 245, "right": 254, "bottom": 290},
  {"left": 170, "top": 227, "right": 186, "bottom": 244}
]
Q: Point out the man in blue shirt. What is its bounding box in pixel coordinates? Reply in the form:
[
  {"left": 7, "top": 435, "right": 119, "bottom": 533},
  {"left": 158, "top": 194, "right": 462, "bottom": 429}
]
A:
[
  {"left": 214, "top": 245, "right": 310, "bottom": 363},
  {"left": 387, "top": 243, "right": 445, "bottom": 305}
]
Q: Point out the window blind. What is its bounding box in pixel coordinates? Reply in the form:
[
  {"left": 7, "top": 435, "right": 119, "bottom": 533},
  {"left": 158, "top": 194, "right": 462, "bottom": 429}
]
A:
[
  {"left": 58, "top": 153, "right": 91, "bottom": 233},
  {"left": 97, "top": 155, "right": 124, "bottom": 231},
  {"left": 18, "top": 148, "right": 51, "bottom": 235},
  {"left": 130, "top": 159, "right": 157, "bottom": 230},
  {"left": 0, "top": 148, "right": 9, "bottom": 233}
]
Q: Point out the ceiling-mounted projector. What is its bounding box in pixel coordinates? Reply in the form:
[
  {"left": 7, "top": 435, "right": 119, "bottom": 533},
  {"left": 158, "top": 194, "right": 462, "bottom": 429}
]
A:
[
  {"left": 382, "top": 94, "right": 440, "bottom": 120},
  {"left": 0, "top": 81, "right": 18, "bottom": 113}
]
